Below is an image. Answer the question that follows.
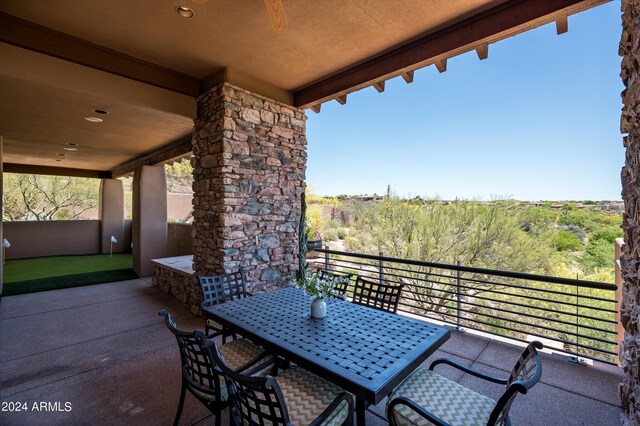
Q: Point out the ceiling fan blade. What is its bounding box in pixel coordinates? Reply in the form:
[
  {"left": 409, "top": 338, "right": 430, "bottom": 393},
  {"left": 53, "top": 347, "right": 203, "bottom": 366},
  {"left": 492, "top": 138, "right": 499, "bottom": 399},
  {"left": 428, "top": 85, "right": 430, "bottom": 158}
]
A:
[{"left": 264, "top": 0, "right": 287, "bottom": 32}]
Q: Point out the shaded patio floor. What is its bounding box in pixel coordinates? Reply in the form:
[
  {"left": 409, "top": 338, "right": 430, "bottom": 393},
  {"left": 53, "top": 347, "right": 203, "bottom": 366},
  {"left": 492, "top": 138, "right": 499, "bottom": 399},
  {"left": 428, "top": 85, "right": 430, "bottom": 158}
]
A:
[{"left": 0, "top": 279, "right": 624, "bottom": 425}]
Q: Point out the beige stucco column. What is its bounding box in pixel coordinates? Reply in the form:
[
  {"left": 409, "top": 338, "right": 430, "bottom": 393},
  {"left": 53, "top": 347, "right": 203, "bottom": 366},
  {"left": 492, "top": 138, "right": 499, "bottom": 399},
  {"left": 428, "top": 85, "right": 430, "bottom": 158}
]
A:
[
  {"left": 132, "top": 165, "right": 167, "bottom": 277},
  {"left": 98, "top": 178, "right": 124, "bottom": 254}
]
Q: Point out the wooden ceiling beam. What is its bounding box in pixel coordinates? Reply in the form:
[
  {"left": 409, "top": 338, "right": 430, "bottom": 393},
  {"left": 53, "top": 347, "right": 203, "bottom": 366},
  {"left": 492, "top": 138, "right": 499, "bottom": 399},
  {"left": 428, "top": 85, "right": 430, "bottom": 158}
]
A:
[
  {"left": 401, "top": 70, "right": 415, "bottom": 84},
  {"left": 373, "top": 81, "right": 385, "bottom": 93},
  {"left": 475, "top": 43, "right": 489, "bottom": 60},
  {"left": 292, "top": 0, "right": 607, "bottom": 108},
  {"left": 434, "top": 59, "right": 448, "bottom": 73},
  {"left": 110, "top": 134, "right": 193, "bottom": 177},
  {"left": 310, "top": 104, "right": 322, "bottom": 113},
  {"left": 556, "top": 17, "right": 569, "bottom": 34},
  {"left": 0, "top": 12, "right": 201, "bottom": 97},
  {"left": 335, "top": 95, "right": 347, "bottom": 105},
  {"left": 4, "top": 163, "right": 111, "bottom": 179}
]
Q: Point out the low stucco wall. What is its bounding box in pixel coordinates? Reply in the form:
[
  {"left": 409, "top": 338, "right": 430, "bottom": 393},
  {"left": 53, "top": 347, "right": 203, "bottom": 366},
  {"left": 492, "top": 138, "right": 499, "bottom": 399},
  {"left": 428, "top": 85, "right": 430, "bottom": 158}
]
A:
[
  {"left": 167, "top": 222, "right": 193, "bottom": 257},
  {"left": 4, "top": 220, "right": 101, "bottom": 259},
  {"left": 3, "top": 220, "right": 133, "bottom": 259}
]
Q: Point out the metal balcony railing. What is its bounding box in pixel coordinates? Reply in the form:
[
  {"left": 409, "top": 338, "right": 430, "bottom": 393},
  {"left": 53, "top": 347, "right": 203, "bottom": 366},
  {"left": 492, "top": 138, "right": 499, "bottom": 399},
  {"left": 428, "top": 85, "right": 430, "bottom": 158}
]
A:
[{"left": 311, "top": 247, "right": 619, "bottom": 365}]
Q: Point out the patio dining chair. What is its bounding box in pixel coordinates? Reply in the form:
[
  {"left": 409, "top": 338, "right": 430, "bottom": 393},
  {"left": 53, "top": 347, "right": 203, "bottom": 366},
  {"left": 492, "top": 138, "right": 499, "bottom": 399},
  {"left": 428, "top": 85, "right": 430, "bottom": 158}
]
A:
[
  {"left": 159, "top": 310, "right": 273, "bottom": 426},
  {"left": 203, "top": 339, "right": 354, "bottom": 426},
  {"left": 199, "top": 269, "right": 250, "bottom": 341},
  {"left": 351, "top": 275, "right": 403, "bottom": 313},
  {"left": 317, "top": 268, "right": 354, "bottom": 299},
  {"left": 386, "top": 341, "right": 544, "bottom": 426}
]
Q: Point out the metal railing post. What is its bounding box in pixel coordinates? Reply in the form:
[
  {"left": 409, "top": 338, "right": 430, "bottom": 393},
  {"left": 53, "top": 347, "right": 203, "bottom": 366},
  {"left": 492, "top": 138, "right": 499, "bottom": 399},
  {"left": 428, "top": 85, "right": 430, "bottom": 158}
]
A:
[
  {"left": 325, "top": 245, "right": 329, "bottom": 271},
  {"left": 572, "top": 278, "right": 585, "bottom": 365},
  {"left": 456, "top": 260, "right": 462, "bottom": 332},
  {"left": 379, "top": 251, "right": 384, "bottom": 283}
]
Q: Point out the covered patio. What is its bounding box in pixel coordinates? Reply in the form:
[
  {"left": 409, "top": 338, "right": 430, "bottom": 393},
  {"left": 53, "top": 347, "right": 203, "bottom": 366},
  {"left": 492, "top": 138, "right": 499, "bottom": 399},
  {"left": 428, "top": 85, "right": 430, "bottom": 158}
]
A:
[
  {"left": 0, "top": 280, "right": 623, "bottom": 425},
  {"left": 1, "top": 0, "right": 639, "bottom": 424}
]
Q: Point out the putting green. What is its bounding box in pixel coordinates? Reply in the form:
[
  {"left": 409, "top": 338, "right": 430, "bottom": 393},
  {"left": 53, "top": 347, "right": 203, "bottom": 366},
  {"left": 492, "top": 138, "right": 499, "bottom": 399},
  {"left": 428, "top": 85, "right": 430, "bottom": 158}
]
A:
[{"left": 3, "top": 254, "right": 136, "bottom": 296}]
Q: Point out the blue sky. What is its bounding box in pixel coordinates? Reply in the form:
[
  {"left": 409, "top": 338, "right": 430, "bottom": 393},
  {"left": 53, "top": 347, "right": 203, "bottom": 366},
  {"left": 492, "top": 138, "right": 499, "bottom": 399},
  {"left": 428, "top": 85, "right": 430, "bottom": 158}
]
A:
[{"left": 306, "top": 1, "right": 624, "bottom": 201}]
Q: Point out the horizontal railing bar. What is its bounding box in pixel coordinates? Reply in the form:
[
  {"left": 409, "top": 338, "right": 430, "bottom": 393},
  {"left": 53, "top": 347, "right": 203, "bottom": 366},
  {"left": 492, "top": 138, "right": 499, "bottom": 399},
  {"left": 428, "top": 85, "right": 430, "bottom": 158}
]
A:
[
  {"left": 321, "top": 262, "right": 618, "bottom": 314},
  {"left": 397, "top": 308, "right": 617, "bottom": 365},
  {"left": 461, "top": 275, "right": 618, "bottom": 303},
  {"left": 396, "top": 300, "right": 617, "bottom": 344},
  {"left": 376, "top": 272, "right": 618, "bottom": 316},
  {"left": 324, "top": 256, "right": 617, "bottom": 301},
  {"left": 398, "top": 304, "right": 618, "bottom": 355},
  {"left": 400, "top": 287, "right": 617, "bottom": 334},
  {"left": 317, "top": 248, "right": 616, "bottom": 290},
  {"left": 400, "top": 278, "right": 618, "bottom": 318}
]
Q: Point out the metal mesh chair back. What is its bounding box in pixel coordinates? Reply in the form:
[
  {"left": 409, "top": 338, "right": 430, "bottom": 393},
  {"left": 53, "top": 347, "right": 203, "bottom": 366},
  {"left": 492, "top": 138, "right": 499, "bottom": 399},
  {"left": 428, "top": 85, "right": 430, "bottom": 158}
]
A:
[
  {"left": 317, "top": 269, "right": 353, "bottom": 299},
  {"left": 490, "top": 341, "right": 543, "bottom": 425},
  {"left": 204, "top": 340, "right": 290, "bottom": 426},
  {"left": 352, "top": 276, "right": 403, "bottom": 313},
  {"left": 159, "top": 310, "right": 222, "bottom": 399},
  {"left": 199, "top": 269, "right": 248, "bottom": 308}
]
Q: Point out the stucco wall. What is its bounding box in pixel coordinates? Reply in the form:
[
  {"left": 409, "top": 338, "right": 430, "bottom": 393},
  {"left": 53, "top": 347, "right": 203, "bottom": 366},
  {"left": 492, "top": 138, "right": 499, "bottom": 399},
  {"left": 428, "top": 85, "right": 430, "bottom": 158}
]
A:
[
  {"left": 167, "top": 222, "right": 193, "bottom": 256},
  {"left": 167, "top": 193, "right": 192, "bottom": 222},
  {"left": 3, "top": 220, "right": 101, "bottom": 259},
  {"left": 3, "top": 220, "right": 133, "bottom": 259}
]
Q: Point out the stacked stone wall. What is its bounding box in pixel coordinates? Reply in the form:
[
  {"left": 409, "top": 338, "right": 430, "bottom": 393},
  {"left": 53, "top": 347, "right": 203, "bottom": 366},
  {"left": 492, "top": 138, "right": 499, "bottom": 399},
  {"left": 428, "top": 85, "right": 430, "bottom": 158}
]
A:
[
  {"left": 153, "top": 265, "right": 201, "bottom": 314},
  {"left": 620, "top": 1, "right": 640, "bottom": 422},
  {"left": 192, "top": 83, "right": 306, "bottom": 293}
]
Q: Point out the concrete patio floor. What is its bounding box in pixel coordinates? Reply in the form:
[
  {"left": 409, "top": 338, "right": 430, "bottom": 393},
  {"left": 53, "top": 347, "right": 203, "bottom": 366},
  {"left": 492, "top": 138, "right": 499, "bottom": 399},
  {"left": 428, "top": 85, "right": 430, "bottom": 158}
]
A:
[{"left": 0, "top": 279, "right": 624, "bottom": 425}]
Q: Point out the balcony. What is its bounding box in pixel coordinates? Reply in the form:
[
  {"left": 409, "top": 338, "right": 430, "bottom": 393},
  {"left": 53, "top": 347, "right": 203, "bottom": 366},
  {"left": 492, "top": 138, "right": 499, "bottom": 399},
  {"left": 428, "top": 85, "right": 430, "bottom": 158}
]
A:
[{"left": 0, "top": 278, "right": 623, "bottom": 425}]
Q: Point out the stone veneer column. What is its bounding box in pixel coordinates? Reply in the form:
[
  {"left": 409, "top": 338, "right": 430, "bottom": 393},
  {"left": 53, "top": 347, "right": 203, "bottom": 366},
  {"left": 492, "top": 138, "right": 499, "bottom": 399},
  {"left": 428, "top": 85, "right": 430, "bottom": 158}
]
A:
[
  {"left": 192, "top": 83, "right": 306, "bottom": 292},
  {"left": 132, "top": 165, "right": 168, "bottom": 277},
  {"left": 620, "top": 1, "right": 640, "bottom": 422},
  {"left": 0, "top": 136, "right": 3, "bottom": 296},
  {"left": 98, "top": 178, "right": 124, "bottom": 254}
]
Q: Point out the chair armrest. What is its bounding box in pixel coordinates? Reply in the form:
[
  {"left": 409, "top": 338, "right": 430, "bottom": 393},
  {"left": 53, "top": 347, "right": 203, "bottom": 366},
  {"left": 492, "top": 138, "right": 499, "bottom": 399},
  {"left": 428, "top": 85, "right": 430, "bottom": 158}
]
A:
[
  {"left": 235, "top": 351, "right": 276, "bottom": 375},
  {"left": 204, "top": 328, "right": 224, "bottom": 339},
  {"left": 387, "top": 396, "right": 450, "bottom": 426},
  {"left": 309, "top": 392, "right": 354, "bottom": 426},
  {"left": 429, "top": 359, "right": 508, "bottom": 384}
]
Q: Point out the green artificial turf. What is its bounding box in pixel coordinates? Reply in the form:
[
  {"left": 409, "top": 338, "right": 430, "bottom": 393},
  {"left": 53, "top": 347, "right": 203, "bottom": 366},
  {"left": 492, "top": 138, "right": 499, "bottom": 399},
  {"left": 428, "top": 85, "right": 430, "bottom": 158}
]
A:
[{"left": 3, "top": 254, "right": 136, "bottom": 296}]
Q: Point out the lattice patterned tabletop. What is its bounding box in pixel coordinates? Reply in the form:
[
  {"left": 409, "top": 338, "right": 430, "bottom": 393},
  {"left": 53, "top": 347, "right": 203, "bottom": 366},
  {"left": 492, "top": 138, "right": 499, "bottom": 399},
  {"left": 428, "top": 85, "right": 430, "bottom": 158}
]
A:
[{"left": 204, "top": 287, "right": 450, "bottom": 404}]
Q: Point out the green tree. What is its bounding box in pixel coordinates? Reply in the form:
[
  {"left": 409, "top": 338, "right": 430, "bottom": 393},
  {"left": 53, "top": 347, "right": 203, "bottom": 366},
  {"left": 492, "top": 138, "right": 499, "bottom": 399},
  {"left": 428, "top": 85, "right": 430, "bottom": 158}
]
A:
[
  {"left": 344, "top": 198, "right": 557, "bottom": 319},
  {"left": 3, "top": 173, "right": 99, "bottom": 221},
  {"left": 165, "top": 160, "right": 193, "bottom": 193},
  {"left": 551, "top": 230, "right": 583, "bottom": 251}
]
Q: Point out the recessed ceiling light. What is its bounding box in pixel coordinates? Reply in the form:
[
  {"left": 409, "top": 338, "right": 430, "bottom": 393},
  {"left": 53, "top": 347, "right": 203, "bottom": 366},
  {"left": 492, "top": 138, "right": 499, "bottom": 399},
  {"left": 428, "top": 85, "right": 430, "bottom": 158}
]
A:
[
  {"left": 63, "top": 147, "right": 77, "bottom": 151},
  {"left": 66, "top": 142, "right": 78, "bottom": 147},
  {"left": 84, "top": 116, "right": 103, "bottom": 123},
  {"left": 57, "top": 153, "right": 66, "bottom": 157},
  {"left": 176, "top": 6, "right": 195, "bottom": 18},
  {"left": 94, "top": 109, "right": 108, "bottom": 115},
  {"left": 56, "top": 159, "right": 63, "bottom": 162}
]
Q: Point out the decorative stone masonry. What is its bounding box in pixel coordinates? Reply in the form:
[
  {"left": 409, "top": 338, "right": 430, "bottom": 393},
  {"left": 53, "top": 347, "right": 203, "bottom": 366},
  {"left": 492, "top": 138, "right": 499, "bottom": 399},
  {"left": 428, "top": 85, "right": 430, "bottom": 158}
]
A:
[
  {"left": 620, "top": 1, "right": 640, "bottom": 422},
  {"left": 192, "top": 83, "right": 307, "bottom": 293},
  {"left": 152, "top": 255, "right": 201, "bottom": 315}
]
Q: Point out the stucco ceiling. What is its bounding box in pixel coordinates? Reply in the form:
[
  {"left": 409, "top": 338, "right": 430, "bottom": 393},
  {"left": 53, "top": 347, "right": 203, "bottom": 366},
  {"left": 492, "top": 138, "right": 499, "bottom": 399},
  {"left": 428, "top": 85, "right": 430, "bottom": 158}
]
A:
[{"left": 0, "top": 0, "right": 609, "bottom": 174}]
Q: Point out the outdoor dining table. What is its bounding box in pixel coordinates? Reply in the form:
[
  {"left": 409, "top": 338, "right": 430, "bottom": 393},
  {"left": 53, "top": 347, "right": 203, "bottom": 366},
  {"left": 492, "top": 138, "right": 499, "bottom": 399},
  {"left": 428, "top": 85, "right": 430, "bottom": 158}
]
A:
[{"left": 203, "top": 286, "right": 451, "bottom": 425}]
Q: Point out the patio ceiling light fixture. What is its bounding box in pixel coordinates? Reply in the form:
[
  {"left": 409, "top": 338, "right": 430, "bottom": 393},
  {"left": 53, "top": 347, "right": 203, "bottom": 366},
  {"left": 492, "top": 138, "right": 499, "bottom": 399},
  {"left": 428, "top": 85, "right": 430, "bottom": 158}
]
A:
[
  {"left": 176, "top": 6, "right": 195, "bottom": 18},
  {"left": 64, "top": 143, "right": 78, "bottom": 151},
  {"left": 94, "top": 109, "right": 108, "bottom": 115},
  {"left": 84, "top": 116, "right": 103, "bottom": 123}
]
